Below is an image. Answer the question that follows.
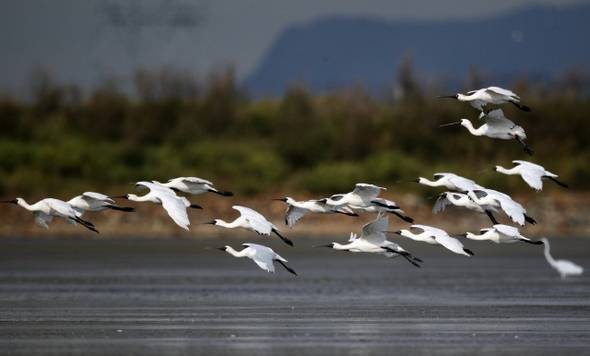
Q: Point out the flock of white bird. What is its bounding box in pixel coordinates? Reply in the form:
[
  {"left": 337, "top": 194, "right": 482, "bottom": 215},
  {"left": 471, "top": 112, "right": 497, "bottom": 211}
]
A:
[{"left": 2, "top": 87, "right": 583, "bottom": 279}]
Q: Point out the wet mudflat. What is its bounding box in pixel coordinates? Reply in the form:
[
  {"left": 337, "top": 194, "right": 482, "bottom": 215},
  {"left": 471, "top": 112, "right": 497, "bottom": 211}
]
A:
[{"left": 0, "top": 237, "right": 589, "bottom": 355}]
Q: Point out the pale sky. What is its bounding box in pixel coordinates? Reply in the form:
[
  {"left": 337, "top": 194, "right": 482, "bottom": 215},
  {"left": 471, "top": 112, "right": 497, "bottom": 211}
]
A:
[{"left": 0, "top": 0, "right": 587, "bottom": 96}]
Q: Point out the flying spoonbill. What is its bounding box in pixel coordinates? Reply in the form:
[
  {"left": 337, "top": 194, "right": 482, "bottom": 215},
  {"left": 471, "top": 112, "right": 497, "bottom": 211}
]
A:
[
  {"left": 400, "top": 172, "right": 484, "bottom": 192},
  {"left": 155, "top": 177, "right": 233, "bottom": 196},
  {"left": 218, "top": 243, "right": 297, "bottom": 275},
  {"left": 432, "top": 192, "right": 500, "bottom": 224},
  {"left": 438, "top": 86, "right": 531, "bottom": 112},
  {"left": 439, "top": 109, "right": 533, "bottom": 156},
  {"left": 111, "top": 181, "right": 202, "bottom": 231},
  {"left": 314, "top": 216, "right": 422, "bottom": 267},
  {"left": 67, "top": 192, "right": 135, "bottom": 216},
  {"left": 390, "top": 225, "right": 474, "bottom": 257},
  {"left": 540, "top": 238, "right": 583, "bottom": 279},
  {"left": 324, "top": 183, "right": 386, "bottom": 208},
  {"left": 269, "top": 197, "right": 358, "bottom": 228},
  {"left": 467, "top": 189, "right": 536, "bottom": 226},
  {"left": 348, "top": 198, "right": 415, "bottom": 223},
  {"left": 463, "top": 224, "right": 542, "bottom": 245},
  {"left": 483, "top": 160, "right": 568, "bottom": 191},
  {"left": 1, "top": 197, "right": 98, "bottom": 233},
  {"left": 203, "top": 205, "right": 293, "bottom": 246}
]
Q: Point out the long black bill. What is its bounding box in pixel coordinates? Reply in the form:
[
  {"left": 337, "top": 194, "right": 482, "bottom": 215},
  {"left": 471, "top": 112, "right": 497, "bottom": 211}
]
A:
[{"left": 439, "top": 121, "right": 462, "bottom": 127}]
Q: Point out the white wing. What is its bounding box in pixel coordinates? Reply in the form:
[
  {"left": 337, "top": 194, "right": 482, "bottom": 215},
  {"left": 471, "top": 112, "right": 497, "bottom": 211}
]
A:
[
  {"left": 82, "top": 192, "right": 114, "bottom": 203},
  {"left": 244, "top": 243, "right": 277, "bottom": 273},
  {"left": 33, "top": 212, "right": 52, "bottom": 229},
  {"left": 352, "top": 183, "right": 386, "bottom": 200},
  {"left": 285, "top": 205, "right": 309, "bottom": 228},
  {"left": 432, "top": 195, "right": 451, "bottom": 213},
  {"left": 487, "top": 86, "right": 519, "bottom": 99},
  {"left": 360, "top": 216, "right": 388, "bottom": 245},
  {"left": 233, "top": 206, "right": 274, "bottom": 235},
  {"left": 173, "top": 177, "right": 213, "bottom": 186},
  {"left": 434, "top": 235, "right": 470, "bottom": 256},
  {"left": 44, "top": 198, "right": 80, "bottom": 218},
  {"left": 159, "top": 194, "right": 190, "bottom": 230},
  {"left": 493, "top": 224, "right": 521, "bottom": 238}
]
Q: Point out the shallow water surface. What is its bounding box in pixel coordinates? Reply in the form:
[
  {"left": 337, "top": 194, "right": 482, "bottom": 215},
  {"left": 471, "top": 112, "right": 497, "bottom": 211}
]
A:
[{"left": 0, "top": 237, "right": 589, "bottom": 355}]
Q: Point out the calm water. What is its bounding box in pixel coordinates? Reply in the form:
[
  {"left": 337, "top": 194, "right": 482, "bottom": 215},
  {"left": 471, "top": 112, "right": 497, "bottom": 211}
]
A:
[{"left": 0, "top": 237, "right": 589, "bottom": 355}]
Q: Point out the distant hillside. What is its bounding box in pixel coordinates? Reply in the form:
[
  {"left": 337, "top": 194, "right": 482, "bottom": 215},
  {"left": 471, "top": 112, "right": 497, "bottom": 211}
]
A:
[{"left": 246, "top": 4, "right": 590, "bottom": 96}]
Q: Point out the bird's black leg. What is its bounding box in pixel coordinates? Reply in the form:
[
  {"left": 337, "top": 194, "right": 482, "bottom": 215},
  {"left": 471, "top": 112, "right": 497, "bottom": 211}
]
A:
[{"left": 275, "top": 260, "right": 297, "bottom": 276}]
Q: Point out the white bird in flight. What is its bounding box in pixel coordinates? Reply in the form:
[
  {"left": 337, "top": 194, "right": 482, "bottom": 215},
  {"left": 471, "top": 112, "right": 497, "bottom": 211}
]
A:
[
  {"left": 439, "top": 109, "right": 533, "bottom": 156},
  {"left": 218, "top": 243, "right": 297, "bottom": 275},
  {"left": 155, "top": 177, "right": 233, "bottom": 196},
  {"left": 438, "top": 86, "right": 531, "bottom": 112},
  {"left": 391, "top": 224, "right": 474, "bottom": 257},
  {"left": 540, "top": 238, "right": 583, "bottom": 279},
  {"left": 483, "top": 160, "right": 568, "bottom": 191},
  {"left": 203, "top": 205, "right": 293, "bottom": 246},
  {"left": 432, "top": 191, "right": 500, "bottom": 225},
  {"left": 314, "top": 215, "right": 423, "bottom": 267},
  {"left": 111, "top": 181, "right": 202, "bottom": 231},
  {"left": 324, "top": 183, "right": 386, "bottom": 208},
  {"left": 466, "top": 189, "right": 536, "bottom": 226},
  {"left": 350, "top": 198, "right": 414, "bottom": 223},
  {"left": 400, "top": 172, "right": 484, "bottom": 192},
  {"left": 463, "top": 224, "right": 543, "bottom": 245},
  {"left": 270, "top": 197, "right": 358, "bottom": 228},
  {"left": 67, "top": 192, "right": 135, "bottom": 215},
  {"left": 1, "top": 197, "right": 98, "bottom": 233}
]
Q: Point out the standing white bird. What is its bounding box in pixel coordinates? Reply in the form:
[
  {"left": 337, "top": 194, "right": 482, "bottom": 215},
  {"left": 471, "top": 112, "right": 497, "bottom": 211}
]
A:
[
  {"left": 111, "top": 181, "right": 202, "bottom": 231},
  {"left": 391, "top": 224, "right": 474, "bottom": 257},
  {"left": 313, "top": 216, "right": 423, "bottom": 267},
  {"left": 484, "top": 160, "right": 568, "bottom": 191},
  {"left": 203, "top": 205, "right": 293, "bottom": 246},
  {"left": 438, "top": 86, "right": 531, "bottom": 112},
  {"left": 1, "top": 197, "right": 98, "bottom": 233},
  {"left": 463, "top": 224, "right": 542, "bottom": 245},
  {"left": 269, "top": 197, "right": 358, "bottom": 228},
  {"left": 540, "top": 238, "right": 583, "bottom": 279},
  {"left": 432, "top": 192, "right": 500, "bottom": 225},
  {"left": 155, "top": 177, "right": 233, "bottom": 196},
  {"left": 439, "top": 109, "right": 533, "bottom": 156},
  {"left": 467, "top": 189, "right": 536, "bottom": 226},
  {"left": 400, "top": 172, "right": 484, "bottom": 192},
  {"left": 324, "top": 183, "right": 386, "bottom": 208},
  {"left": 218, "top": 243, "right": 297, "bottom": 275},
  {"left": 67, "top": 192, "right": 135, "bottom": 215}
]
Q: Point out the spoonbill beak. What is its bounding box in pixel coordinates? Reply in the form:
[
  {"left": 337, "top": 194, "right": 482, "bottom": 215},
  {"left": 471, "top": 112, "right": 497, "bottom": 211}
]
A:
[
  {"left": 199, "top": 221, "right": 217, "bottom": 225},
  {"left": 396, "top": 178, "right": 420, "bottom": 183},
  {"left": 217, "top": 247, "right": 227, "bottom": 251},
  {"left": 437, "top": 95, "right": 458, "bottom": 99},
  {"left": 385, "top": 230, "right": 402, "bottom": 235},
  {"left": 268, "top": 198, "right": 288, "bottom": 202},
  {"left": 477, "top": 167, "right": 497, "bottom": 174},
  {"left": 312, "top": 243, "right": 334, "bottom": 248},
  {"left": 439, "top": 121, "right": 462, "bottom": 127},
  {"left": 0, "top": 199, "right": 17, "bottom": 204},
  {"left": 108, "top": 195, "right": 129, "bottom": 199}
]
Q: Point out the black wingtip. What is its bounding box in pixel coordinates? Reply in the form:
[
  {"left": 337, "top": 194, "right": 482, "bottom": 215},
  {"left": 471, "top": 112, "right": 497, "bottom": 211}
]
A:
[
  {"left": 464, "top": 248, "right": 475, "bottom": 256},
  {"left": 217, "top": 191, "right": 234, "bottom": 197},
  {"left": 190, "top": 204, "right": 203, "bottom": 209},
  {"left": 524, "top": 214, "right": 537, "bottom": 225}
]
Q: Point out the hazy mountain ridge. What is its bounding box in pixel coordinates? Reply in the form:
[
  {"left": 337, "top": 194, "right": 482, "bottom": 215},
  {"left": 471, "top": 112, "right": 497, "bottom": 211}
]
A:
[{"left": 246, "top": 4, "right": 590, "bottom": 96}]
